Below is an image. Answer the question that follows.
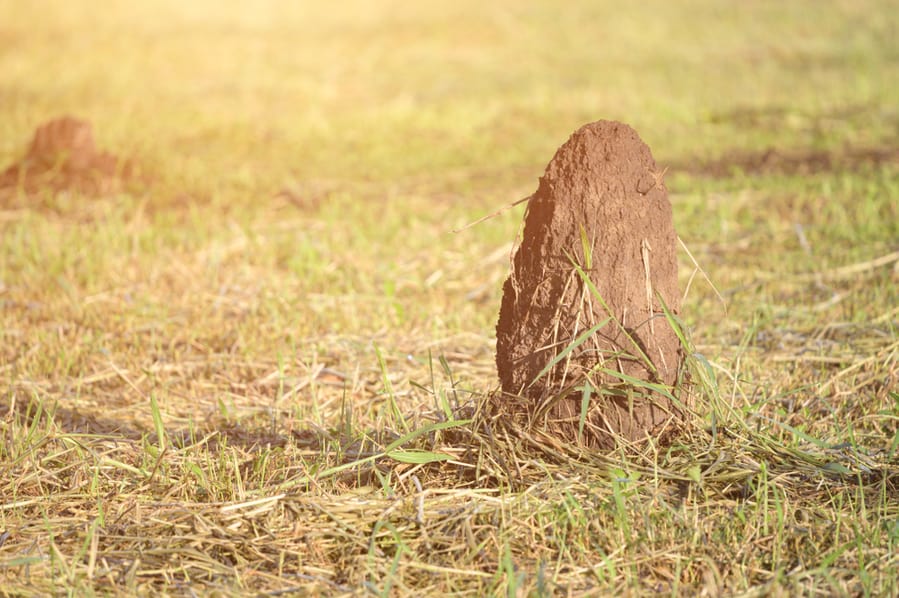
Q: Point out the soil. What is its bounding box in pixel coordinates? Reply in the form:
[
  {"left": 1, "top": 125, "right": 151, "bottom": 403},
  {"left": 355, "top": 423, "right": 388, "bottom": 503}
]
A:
[
  {"left": 495, "top": 120, "right": 684, "bottom": 449},
  {"left": 0, "top": 116, "right": 134, "bottom": 205}
]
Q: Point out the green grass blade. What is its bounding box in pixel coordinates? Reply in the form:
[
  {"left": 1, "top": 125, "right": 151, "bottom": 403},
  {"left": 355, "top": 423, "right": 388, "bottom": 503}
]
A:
[
  {"left": 528, "top": 319, "right": 611, "bottom": 388},
  {"left": 385, "top": 449, "right": 452, "bottom": 464},
  {"left": 578, "top": 381, "right": 593, "bottom": 443},
  {"left": 150, "top": 393, "right": 166, "bottom": 452},
  {"left": 579, "top": 224, "right": 593, "bottom": 270},
  {"left": 374, "top": 344, "right": 409, "bottom": 434}
]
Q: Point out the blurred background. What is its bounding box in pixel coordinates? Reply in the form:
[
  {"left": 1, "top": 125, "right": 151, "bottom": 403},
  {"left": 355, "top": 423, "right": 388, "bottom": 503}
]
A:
[{"left": 3, "top": 0, "right": 896, "bottom": 198}]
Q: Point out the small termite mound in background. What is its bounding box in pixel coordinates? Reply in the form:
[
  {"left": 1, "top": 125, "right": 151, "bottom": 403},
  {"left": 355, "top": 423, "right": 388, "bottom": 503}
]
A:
[
  {"left": 0, "top": 116, "right": 137, "bottom": 206},
  {"left": 495, "top": 120, "right": 686, "bottom": 449}
]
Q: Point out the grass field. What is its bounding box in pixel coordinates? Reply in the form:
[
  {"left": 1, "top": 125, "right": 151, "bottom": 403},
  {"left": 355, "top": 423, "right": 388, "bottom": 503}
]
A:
[{"left": 2, "top": 1, "right": 898, "bottom": 595}]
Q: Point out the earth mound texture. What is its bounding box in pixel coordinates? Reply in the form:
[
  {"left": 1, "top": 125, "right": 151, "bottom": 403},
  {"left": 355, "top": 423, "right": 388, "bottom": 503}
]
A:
[
  {"left": 0, "top": 116, "right": 132, "bottom": 201},
  {"left": 495, "top": 120, "right": 684, "bottom": 448}
]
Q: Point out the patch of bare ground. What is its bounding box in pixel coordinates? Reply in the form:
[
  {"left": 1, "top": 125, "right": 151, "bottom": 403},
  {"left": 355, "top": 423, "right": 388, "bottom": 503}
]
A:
[
  {"left": 673, "top": 102, "right": 899, "bottom": 177},
  {"left": 675, "top": 144, "right": 899, "bottom": 178}
]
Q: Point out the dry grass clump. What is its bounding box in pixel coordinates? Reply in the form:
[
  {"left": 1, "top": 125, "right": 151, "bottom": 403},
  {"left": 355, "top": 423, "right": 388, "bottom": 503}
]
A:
[{"left": 2, "top": 312, "right": 897, "bottom": 595}]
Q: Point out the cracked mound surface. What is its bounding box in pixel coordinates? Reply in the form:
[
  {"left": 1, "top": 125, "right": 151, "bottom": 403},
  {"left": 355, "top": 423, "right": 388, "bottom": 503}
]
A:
[
  {"left": 0, "top": 116, "right": 134, "bottom": 204},
  {"left": 495, "top": 120, "right": 684, "bottom": 449}
]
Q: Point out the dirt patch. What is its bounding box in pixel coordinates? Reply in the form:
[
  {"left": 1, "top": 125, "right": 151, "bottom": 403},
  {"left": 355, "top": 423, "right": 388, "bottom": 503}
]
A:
[
  {"left": 495, "top": 120, "right": 684, "bottom": 449},
  {"left": 0, "top": 116, "right": 136, "bottom": 205},
  {"left": 675, "top": 145, "right": 899, "bottom": 178}
]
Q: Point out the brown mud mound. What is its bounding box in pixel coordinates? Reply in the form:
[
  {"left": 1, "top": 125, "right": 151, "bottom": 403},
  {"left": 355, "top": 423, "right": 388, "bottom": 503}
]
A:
[
  {"left": 495, "top": 120, "right": 684, "bottom": 449},
  {"left": 0, "top": 116, "right": 135, "bottom": 203}
]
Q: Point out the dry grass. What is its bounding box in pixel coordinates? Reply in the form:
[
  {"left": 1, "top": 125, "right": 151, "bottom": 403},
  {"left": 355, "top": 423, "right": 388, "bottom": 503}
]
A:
[{"left": 2, "top": 0, "right": 898, "bottom": 595}]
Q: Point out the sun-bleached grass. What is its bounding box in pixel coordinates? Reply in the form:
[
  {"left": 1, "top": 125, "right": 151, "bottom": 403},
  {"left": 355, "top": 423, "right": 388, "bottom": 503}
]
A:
[{"left": 2, "top": 0, "right": 898, "bottom": 595}]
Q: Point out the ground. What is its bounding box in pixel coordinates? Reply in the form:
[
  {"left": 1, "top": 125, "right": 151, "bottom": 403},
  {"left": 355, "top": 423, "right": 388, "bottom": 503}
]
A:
[{"left": 1, "top": 1, "right": 897, "bottom": 595}]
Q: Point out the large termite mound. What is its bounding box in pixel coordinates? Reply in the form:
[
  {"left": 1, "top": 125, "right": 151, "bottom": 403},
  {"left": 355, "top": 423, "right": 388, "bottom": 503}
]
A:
[
  {"left": 0, "top": 116, "right": 134, "bottom": 204},
  {"left": 495, "top": 120, "right": 684, "bottom": 449}
]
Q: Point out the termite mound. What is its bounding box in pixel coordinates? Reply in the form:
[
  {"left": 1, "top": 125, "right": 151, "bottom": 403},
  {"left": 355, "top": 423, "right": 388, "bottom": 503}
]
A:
[{"left": 495, "top": 120, "right": 685, "bottom": 449}]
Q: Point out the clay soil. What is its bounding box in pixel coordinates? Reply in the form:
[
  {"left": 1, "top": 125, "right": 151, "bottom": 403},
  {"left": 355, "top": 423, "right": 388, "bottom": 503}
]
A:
[{"left": 495, "top": 120, "right": 684, "bottom": 449}]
